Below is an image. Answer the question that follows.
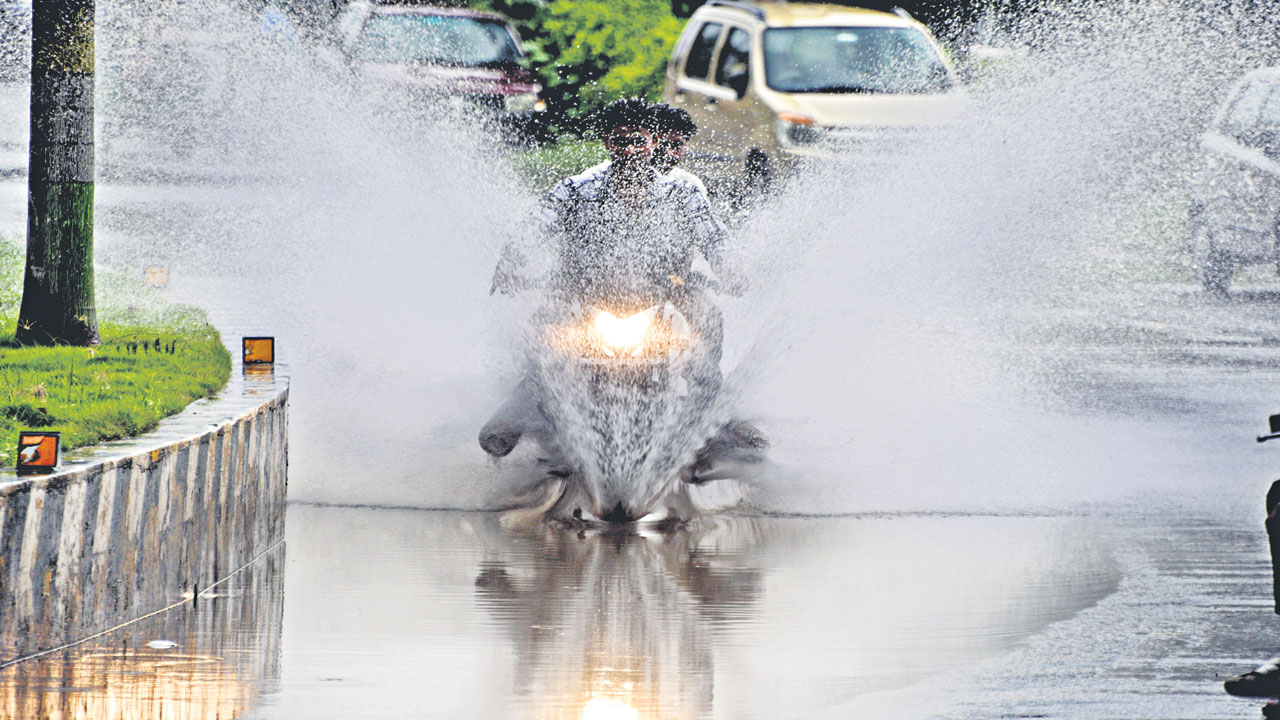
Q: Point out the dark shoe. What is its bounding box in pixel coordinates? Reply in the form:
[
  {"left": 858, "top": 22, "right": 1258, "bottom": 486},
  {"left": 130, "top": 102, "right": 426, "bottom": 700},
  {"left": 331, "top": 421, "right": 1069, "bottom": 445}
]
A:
[
  {"left": 537, "top": 457, "right": 575, "bottom": 478},
  {"left": 479, "top": 419, "right": 522, "bottom": 458},
  {"left": 1226, "top": 659, "right": 1280, "bottom": 697},
  {"left": 723, "top": 420, "right": 768, "bottom": 450},
  {"left": 685, "top": 420, "right": 769, "bottom": 485}
]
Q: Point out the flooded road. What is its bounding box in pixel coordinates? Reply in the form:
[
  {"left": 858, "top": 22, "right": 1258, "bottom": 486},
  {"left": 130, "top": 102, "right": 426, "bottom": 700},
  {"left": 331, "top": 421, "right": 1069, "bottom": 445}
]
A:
[
  {"left": 7, "top": 18, "right": 1280, "bottom": 709},
  {"left": 2, "top": 502, "right": 1278, "bottom": 719}
]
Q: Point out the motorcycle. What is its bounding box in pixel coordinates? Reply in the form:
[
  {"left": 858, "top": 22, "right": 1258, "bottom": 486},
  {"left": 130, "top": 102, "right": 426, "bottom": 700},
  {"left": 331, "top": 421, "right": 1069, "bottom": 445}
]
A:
[{"left": 483, "top": 274, "right": 767, "bottom": 525}]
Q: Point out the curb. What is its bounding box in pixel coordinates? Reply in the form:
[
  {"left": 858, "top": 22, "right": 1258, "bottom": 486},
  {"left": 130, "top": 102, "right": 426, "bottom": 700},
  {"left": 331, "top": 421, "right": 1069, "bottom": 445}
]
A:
[{"left": 0, "top": 352, "right": 289, "bottom": 663}]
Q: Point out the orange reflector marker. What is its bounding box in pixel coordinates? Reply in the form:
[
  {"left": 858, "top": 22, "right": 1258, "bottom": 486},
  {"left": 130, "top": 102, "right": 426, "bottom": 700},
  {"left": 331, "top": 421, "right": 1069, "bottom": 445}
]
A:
[
  {"left": 16, "top": 431, "right": 60, "bottom": 475},
  {"left": 242, "top": 337, "right": 275, "bottom": 365},
  {"left": 144, "top": 266, "right": 169, "bottom": 289},
  {"left": 777, "top": 111, "right": 815, "bottom": 125}
]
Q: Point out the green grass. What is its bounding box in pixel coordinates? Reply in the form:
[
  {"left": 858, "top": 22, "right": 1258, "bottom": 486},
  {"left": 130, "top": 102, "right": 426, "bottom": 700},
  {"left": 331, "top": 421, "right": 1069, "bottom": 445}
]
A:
[
  {"left": 0, "top": 238, "right": 231, "bottom": 469},
  {"left": 511, "top": 140, "right": 607, "bottom": 192}
]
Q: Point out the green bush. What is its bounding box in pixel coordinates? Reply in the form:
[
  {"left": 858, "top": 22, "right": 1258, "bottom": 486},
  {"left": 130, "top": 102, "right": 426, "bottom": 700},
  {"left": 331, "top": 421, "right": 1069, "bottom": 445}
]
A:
[
  {"left": 0, "top": 235, "right": 232, "bottom": 468},
  {"left": 511, "top": 139, "right": 608, "bottom": 190},
  {"left": 481, "top": 0, "right": 685, "bottom": 132}
]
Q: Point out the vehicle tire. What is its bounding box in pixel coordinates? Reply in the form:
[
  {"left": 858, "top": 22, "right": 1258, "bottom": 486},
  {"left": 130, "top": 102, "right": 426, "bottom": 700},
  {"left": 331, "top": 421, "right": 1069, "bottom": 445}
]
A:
[
  {"left": 1189, "top": 214, "right": 1233, "bottom": 296},
  {"left": 744, "top": 150, "right": 771, "bottom": 197},
  {"left": 1202, "top": 245, "right": 1234, "bottom": 296}
]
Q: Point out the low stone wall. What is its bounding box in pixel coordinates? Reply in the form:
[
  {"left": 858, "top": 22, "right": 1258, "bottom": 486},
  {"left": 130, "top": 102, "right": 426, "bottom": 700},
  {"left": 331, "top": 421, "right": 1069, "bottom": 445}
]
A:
[{"left": 0, "top": 363, "right": 289, "bottom": 663}]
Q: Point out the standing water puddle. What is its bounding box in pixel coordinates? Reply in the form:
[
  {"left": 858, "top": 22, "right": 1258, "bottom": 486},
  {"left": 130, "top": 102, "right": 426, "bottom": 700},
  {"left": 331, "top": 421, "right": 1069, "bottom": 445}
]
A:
[{"left": 1, "top": 504, "right": 1131, "bottom": 719}]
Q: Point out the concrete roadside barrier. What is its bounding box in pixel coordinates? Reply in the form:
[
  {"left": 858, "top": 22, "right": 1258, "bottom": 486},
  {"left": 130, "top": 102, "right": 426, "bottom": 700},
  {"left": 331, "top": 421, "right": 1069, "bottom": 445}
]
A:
[{"left": 0, "top": 356, "right": 289, "bottom": 663}]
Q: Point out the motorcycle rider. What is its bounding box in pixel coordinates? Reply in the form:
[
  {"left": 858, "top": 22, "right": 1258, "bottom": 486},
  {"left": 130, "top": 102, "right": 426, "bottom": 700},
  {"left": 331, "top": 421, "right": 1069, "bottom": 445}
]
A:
[{"left": 481, "top": 98, "right": 739, "bottom": 459}]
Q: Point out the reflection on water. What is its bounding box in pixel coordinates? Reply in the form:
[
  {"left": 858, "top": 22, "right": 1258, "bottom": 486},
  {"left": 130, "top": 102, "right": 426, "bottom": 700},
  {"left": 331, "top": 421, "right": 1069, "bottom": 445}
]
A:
[
  {"left": 485, "top": 514, "right": 1118, "bottom": 719},
  {"left": 259, "top": 505, "right": 1119, "bottom": 719},
  {"left": 474, "top": 519, "right": 764, "bottom": 719},
  {"left": 0, "top": 505, "right": 1125, "bottom": 718},
  {"left": 0, "top": 544, "right": 284, "bottom": 720}
]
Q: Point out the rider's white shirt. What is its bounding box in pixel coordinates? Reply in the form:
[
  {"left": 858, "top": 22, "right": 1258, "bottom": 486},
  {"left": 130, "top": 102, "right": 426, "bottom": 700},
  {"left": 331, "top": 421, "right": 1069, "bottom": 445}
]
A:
[
  {"left": 573, "top": 161, "right": 709, "bottom": 198},
  {"left": 536, "top": 159, "right": 728, "bottom": 293},
  {"left": 665, "top": 167, "right": 708, "bottom": 198}
]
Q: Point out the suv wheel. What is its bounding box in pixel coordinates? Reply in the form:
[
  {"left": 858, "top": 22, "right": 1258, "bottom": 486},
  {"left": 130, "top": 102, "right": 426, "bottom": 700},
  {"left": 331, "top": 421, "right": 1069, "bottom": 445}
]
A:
[
  {"left": 1190, "top": 215, "right": 1233, "bottom": 296},
  {"left": 1202, "top": 245, "right": 1234, "bottom": 296}
]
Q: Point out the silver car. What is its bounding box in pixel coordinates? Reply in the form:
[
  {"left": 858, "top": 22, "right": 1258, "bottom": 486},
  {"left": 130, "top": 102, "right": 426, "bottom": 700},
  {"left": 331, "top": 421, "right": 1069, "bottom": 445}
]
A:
[{"left": 1190, "top": 66, "right": 1280, "bottom": 294}]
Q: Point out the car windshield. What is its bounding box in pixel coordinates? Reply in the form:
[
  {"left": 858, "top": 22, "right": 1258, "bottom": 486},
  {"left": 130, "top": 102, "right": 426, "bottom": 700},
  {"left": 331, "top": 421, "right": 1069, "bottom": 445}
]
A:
[
  {"left": 763, "top": 26, "right": 952, "bottom": 94},
  {"left": 357, "top": 14, "right": 522, "bottom": 67}
]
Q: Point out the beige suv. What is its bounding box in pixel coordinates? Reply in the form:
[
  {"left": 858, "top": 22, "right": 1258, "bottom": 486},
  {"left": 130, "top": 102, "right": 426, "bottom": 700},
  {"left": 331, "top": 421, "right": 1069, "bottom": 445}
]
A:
[{"left": 661, "top": 0, "right": 964, "bottom": 195}]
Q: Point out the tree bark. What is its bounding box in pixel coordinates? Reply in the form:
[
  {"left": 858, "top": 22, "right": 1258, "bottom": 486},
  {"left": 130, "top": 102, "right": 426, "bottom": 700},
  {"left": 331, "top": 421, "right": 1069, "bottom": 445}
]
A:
[{"left": 16, "top": 0, "right": 98, "bottom": 346}]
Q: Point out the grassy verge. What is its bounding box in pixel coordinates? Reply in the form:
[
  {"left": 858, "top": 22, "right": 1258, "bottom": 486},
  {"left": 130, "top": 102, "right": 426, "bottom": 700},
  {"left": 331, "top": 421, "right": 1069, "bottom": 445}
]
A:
[
  {"left": 511, "top": 140, "right": 607, "bottom": 192},
  {"left": 0, "top": 238, "right": 231, "bottom": 469}
]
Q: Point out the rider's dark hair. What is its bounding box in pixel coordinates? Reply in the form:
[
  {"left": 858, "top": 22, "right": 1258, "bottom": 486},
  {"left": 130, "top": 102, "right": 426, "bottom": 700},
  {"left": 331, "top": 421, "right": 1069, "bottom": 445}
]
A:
[
  {"left": 595, "top": 98, "right": 659, "bottom": 134},
  {"left": 651, "top": 104, "right": 697, "bottom": 139}
]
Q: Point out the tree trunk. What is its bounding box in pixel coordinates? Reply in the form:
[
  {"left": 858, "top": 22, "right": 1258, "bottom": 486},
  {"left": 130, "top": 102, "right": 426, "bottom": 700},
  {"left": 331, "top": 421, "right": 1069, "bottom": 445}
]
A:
[{"left": 16, "top": 0, "right": 98, "bottom": 346}]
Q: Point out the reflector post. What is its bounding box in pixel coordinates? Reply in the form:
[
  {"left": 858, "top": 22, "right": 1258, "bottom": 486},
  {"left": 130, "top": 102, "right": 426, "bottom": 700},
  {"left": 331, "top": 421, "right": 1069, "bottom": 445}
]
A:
[
  {"left": 144, "top": 266, "right": 169, "bottom": 289},
  {"left": 16, "top": 431, "right": 60, "bottom": 475},
  {"left": 242, "top": 337, "right": 275, "bottom": 365}
]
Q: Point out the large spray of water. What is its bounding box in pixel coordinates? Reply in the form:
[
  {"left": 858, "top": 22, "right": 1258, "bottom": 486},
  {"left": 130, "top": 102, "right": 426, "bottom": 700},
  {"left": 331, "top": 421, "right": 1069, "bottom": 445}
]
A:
[
  {"left": 80, "top": 0, "right": 1280, "bottom": 516},
  {"left": 724, "top": 0, "right": 1280, "bottom": 514}
]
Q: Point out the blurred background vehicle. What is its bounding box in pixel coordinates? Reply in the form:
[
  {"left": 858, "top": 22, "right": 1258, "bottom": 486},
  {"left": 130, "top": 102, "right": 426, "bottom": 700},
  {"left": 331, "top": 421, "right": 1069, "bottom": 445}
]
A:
[
  {"left": 661, "top": 0, "right": 964, "bottom": 199},
  {"left": 1189, "top": 66, "right": 1280, "bottom": 295},
  {"left": 330, "top": 1, "right": 546, "bottom": 142}
]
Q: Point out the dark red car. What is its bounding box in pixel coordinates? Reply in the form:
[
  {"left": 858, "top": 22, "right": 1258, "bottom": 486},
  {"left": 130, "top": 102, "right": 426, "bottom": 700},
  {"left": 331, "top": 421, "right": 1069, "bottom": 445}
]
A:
[{"left": 332, "top": 1, "right": 545, "bottom": 138}]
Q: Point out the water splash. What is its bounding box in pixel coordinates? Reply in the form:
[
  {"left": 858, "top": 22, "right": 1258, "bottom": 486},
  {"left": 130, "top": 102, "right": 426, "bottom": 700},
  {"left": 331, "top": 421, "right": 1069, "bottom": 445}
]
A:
[
  {"left": 723, "top": 0, "right": 1280, "bottom": 513},
  {"left": 69, "top": 0, "right": 1280, "bottom": 515}
]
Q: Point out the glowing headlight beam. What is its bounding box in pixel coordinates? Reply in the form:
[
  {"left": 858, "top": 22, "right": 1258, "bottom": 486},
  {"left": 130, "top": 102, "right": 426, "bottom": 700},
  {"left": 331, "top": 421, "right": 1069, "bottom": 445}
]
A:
[
  {"left": 593, "top": 309, "right": 657, "bottom": 353},
  {"left": 582, "top": 696, "right": 640, "bottom": 720}
]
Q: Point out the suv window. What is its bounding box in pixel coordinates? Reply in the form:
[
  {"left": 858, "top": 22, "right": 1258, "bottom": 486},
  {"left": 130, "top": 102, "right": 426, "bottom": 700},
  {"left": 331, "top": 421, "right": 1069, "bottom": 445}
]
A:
[
  {"left": 714, "top": 26, "right": 751, "bottom": 96},
  {"left": 1242, "top": 82, "right": 1280, "bottom": 158},
  {"left": 683, "top": 22, "right": 723, "bottom": 81},
  {"left": 1223, "top": 78, "right": 1272, "bottom": 139},
  {"left": 763, "top": 26, "right": 951, "bottom": 94},
  {"left": 1259, "top": 83, "right": 1280, "bottom": 129}
]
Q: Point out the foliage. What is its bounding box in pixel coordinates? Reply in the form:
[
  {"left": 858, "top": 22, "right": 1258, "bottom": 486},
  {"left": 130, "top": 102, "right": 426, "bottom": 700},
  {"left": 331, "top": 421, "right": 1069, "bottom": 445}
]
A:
[
  {"left": 478, "top": 0, "right": 685, "bottom": 132},
  {"left": 510, "top": 139, "right": 608, "bottom": 191},
  {"left": 539, "top": 1, "right": 684, "bottom": 119},
  {"left": 0, "top": 236, "right": 232, "bottom": 468}
]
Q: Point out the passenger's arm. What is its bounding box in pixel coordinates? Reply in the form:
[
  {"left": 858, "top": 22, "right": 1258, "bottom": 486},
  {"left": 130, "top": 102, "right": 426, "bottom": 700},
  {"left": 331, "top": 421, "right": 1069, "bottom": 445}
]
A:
[{"left": 685, "top": 191, "right": 748, "bottom": 296}]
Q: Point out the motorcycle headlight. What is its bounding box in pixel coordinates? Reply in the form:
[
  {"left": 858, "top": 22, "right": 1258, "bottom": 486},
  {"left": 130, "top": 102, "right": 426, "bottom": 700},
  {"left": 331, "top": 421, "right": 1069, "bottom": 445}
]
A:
[
  {"left": 593, "top": 308, "right": 659, "bottom": 357},
  {"left": 776, "top": 111, "right": 822, "bottom": 147},
  {"left": 504, "top": 91, "right": 540, "bottom": 113}
]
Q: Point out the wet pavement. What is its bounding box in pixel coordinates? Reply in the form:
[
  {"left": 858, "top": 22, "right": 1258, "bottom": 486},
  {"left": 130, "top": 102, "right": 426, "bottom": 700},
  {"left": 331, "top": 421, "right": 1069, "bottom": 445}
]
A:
[{"left": 0, "top": 542, "right": 284, "bottom": 719}]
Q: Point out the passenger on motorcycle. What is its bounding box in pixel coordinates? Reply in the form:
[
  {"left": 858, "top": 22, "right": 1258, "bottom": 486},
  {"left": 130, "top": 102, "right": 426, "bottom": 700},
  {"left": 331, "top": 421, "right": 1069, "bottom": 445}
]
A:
[{"left": 651, "top": 104, "right": 707, "bottom": 197}]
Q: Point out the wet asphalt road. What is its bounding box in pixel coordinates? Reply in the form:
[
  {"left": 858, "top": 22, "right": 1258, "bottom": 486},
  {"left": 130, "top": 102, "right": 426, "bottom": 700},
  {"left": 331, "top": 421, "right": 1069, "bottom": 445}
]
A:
[{"left": 9, "top": 78, "right": 1280, "bottom": 718}]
